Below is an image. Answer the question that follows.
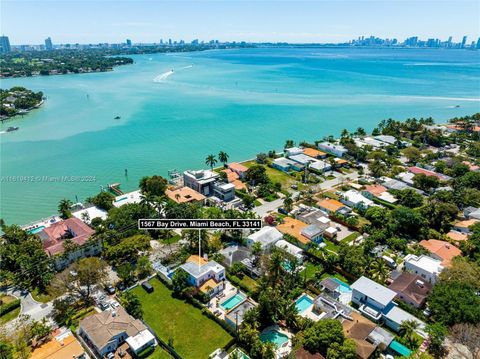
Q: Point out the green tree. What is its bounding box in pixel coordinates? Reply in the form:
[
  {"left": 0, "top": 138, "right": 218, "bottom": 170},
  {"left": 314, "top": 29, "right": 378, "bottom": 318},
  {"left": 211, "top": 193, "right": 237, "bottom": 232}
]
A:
[
  {"left": 58, "top": 198, "right": 73, "bottom": 219},
  {"left": 242, "top": 194, "right": 256, "bottom": 210},
  {"left": 284, "top": 140, "right": 295, "bottom": 149},
  {"left": 87, "top": 191, "right": 115, "bottom": 211},
  {"left": 245, "top": 164, "right": 269, "bottom": 185},
  {"left": 136, "top": 256, "right": 152, "bottom": 279},
  {"left": 399, "top": 320, "right": 420, "bottom": 349},
  {"left": 205, "top": 154, "right": 217, "bottom": 170},
  {"left": 218, "top": 151, "right": 229, "bottom": 166},
  {"left": 139, "top": 175, "right": 168, "bottom": 196},
  {"left": 326, "top": 339, "right": 356, "bottom": 359},
  {"left": 413, "top": 174, "right": 439, "bottom": 192},
  {"left": 283, "top": 194, "right": 294, "bottom": 213},
  {"left": 171, "top": 268, "right": 191, "bottom": 294},
  {"left": 394, "top": 188, "right": 424, "bottom": 208},
  {"left": 120, "top": 291, "right": 144, "bottom": 319},
  {"left": 402, "top": 146, "right": 422, "bottom": 164},
  {"left": 303, "top": 319, "right": 345, "bottom": 355},
  {"left": 117, "top": 263, "right": 136, "bottom": 286},
  {"left": 426, "top": 323, "right": 447, "bottom": 358}
]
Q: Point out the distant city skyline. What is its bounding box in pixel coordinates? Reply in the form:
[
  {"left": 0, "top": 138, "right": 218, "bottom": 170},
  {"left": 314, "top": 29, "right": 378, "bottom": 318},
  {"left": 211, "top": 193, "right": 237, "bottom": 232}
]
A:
[{"left": 1, "top": 0, "right": 479, "bottom": 44}]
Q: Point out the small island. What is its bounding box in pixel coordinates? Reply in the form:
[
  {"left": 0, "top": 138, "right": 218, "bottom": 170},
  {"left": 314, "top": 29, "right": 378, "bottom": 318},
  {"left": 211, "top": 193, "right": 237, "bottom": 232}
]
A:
[{"left": 0, "top": 86, "right": 44, "bottom": 120}]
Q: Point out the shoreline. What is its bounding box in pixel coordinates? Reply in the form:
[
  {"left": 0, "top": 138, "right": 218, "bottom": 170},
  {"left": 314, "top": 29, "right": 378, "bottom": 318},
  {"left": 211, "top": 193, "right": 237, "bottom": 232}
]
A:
[{"left": 0, "top": 99, "right": 44, "bottom": 122}]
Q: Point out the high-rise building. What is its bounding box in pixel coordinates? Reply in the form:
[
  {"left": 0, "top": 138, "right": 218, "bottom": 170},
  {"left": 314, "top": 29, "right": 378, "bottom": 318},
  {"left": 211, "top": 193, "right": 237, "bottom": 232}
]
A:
[
  {"left": 0, "top": 35, "right": 11, "bottom": 53},
  {"left": 126, "top": 39, "right": 132, "bottom": 47},
  {"left": 45, "top": 37, "right": 53, "bottom": 51},
  {"left": 461, "top": 36, "right": 467, "bottom": 48}
]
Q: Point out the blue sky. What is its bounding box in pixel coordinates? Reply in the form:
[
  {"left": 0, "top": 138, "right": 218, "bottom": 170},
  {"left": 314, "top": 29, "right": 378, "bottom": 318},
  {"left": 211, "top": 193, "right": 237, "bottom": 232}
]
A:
[{"left": 2, "top": 0, "right": 479, "bottom": 44}]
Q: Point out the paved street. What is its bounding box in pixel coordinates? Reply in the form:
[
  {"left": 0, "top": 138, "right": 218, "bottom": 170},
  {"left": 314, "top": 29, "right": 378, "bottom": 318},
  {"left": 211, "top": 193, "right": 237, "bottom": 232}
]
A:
[
  {"left": 253, "top": 197, "right": 284, "bottom": 217},
  {"left": 1, "top": 286, "right": 54, "bottom": 332}
]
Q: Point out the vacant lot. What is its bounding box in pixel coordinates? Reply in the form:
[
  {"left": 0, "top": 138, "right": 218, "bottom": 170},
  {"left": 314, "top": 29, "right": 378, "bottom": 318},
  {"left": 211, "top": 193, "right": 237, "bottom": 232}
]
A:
[{"left": 132, "top": 277, "right": 232, "bottom": 358}]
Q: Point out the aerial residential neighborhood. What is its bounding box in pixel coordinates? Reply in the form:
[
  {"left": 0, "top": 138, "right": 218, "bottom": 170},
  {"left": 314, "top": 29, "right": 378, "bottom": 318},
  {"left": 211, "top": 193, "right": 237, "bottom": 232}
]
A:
[{"left": 1, "top": 113, "right": 479, "bottom": 359}]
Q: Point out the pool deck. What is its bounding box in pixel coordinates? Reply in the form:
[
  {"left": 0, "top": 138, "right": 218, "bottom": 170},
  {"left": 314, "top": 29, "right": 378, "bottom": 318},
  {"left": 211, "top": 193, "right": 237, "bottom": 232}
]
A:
[
  {"left": 206, "top": 281, "right": 240, "bottom": 320},
  {"left": 295, "top": 294, "right": 320, "bottom": 321},
  {"left": 261, "top": 325, "right": 293, "bottom": 359}
]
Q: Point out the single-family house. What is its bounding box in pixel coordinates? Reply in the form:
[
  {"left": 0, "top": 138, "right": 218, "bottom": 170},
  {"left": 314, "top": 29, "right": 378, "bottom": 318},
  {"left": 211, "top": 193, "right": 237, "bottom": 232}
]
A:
[
  {"left": 285, "top": 147, "right": 304, "bottom": 156},
  {"left": 246, "top": 226, "right": 283, "bottom": 251},
  {"left": 388, "top": 272, "right": 432, "bottom": 309},
  {"left": 374, "top": 135, "right": 397, "bottom": 145},
  {"left": 183, "top": 169, "right": 219, "bottom": 196},
  {"left": 351, "top": 276, "right": 425, "bottom": 332},
  {"left": 446, "top": 230, "right": 468, "bottom": 243},
  {"left": 453, "top": 219, "right": 478, "bottom": 234},
  {"left": 341, "top": 311, "right": 378, "bottom": 359},
  {"left": 340, "top": 190, "right": 374, "bottom": 210},
  {"left": 37, "top": 217, "right": 99, "bottom": 270},
  {"left": 303, "top": 147, "right": 327, "bottom": 159},
  {"left": 179, "top": 255, "right": 226, "bottom": 297},
  {"left": 79, "top": 307, "right": 155, "bottom": 357},
  {"left": 381, "top": 177, "right": 424, "bottom": 194},
  {"left": 225, "top": 300, "right": 257, "bottom": 329},
  {"left": 317, "top": 198, "right": 351, "bottom": 215},
  {"left": 218, "top": 245, "right": 251, "bottom": 268},
  {"left": 309, "top": 160, "right": 332, "bottom": 173},
  {"left": 276, "top": 217, "right": 315, "bottom": 246},
  {"left": 165, "top": 186, "right": 206, "bottom": 204},
  {"left": 228, "top": 162, "right": 248, "bottom": 178},
  {"left": 30, "top": 329, "right": 86, "bottom": 359},
  {"left": 362, "top": 185, "right": 397, "bottom": 204},
  {"left": 212, "top": 182, "right": 236, "bottom": 202},
  {"left": 288, "top": 153, "right": 316, "bottom": 166},
  {"left": 274, "top": 239, "right": 304, "bottom": 262},
  {"left": 317, "top": 142, "right": 348, "bottom": 157},
  {"left": 72, "top": 206, "right": 108, "bottom": 224},
  {"left": 272, "top": 157, "right": 301, "bottom": 172},
  {"left": 464, "top": 206, "right": 480, "bottom": 220},
  {"left": 408, "top": 166, "right": 451, "bottom": 181},
  {"left": 419, "top": 239, "right": 462, "bottom": 267},
  {"left": 113, "top": 190, "right": 143, "bottom": 208},
  {"left": 404, "top": 254, "right": 443, "bottom": 284}
]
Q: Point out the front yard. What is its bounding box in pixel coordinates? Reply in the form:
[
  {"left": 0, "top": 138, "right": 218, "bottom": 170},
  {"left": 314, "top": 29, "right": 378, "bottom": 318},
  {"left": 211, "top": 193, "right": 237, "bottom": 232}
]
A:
[{"left": 131, "top": 277, "right": 232, "bottom": 358}]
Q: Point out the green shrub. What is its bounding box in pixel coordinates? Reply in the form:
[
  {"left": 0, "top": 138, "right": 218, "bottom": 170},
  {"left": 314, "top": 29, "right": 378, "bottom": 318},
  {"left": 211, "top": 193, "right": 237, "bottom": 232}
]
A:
[{"left": 0, "top": 299, "right": 20, "bottom": 316}]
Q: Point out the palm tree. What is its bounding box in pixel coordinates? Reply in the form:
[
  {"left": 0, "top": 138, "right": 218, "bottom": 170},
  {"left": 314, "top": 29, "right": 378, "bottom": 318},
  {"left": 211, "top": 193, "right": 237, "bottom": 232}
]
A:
[
  {"left": 284, "top": 140, "right": 294, "bottom": 149},
  {"left": 205, "top": 154, "right": 217, "bottom": 170},
  {"left": 355, "top": 127, "right": 367, "bottom": 137},
  {"left": 58, "top": 198, "right": 73, "bottom": 219},
  {"left": 328, "top": 157, "right": 336, "bottom": 173},
  {"left": 341, "top": 128, "right": 350, "bottom": 139},
  {"left": 368, "top": 259, "right": 389, "bottom": 284},
  {"left": 399, "top": 320, "right": 420, "bottom": 348},
  {"left": 218, "top": 151, "right": 229, "bottom": 167},
  {"left": 283, "top": 194, "right": 293, "bottom": 213}
]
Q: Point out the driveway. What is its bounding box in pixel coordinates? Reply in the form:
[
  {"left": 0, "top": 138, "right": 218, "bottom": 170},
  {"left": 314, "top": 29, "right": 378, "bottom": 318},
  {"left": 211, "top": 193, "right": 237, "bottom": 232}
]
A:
[
  {"left": 253, "top": 197, "right": 284, "bottom": 217},
  {"left": 1, "top": 286, "right": 54, "bottom": 332}
]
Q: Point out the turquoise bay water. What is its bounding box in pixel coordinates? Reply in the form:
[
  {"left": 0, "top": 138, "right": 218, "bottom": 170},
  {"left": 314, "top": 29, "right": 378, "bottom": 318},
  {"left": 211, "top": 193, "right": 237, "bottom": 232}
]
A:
[{"left": 1, "top": 48, "right": 479, "bottom": 224}]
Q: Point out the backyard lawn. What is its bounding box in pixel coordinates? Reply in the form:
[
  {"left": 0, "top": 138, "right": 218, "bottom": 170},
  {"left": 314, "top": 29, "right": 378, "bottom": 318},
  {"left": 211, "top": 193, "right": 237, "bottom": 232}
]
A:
[
  {"left": 131, "top": 277, "right": 232, "bottom": 358},
  {"left": 241, "top": 160, "right": 303, "bottom": 190}
]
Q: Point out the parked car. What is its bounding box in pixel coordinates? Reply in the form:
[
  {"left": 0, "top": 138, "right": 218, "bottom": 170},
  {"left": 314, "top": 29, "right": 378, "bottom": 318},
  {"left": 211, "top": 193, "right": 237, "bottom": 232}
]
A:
[
  {"left": 105, "top": 285, "right": 115, "bottom": 295},
  {"left": 99, "top": 301, "right": 110, "bottom": 311},
  {"left": 142, "top": 281, "right": 154, "bottom": 293},
  {"left": 116, "top": 282, "right": 125, "bottom": 291},
  {"left": 110, "top": 301, "right": 120, "bottom": 309},
  {"left": 106, "top": 352, "right": 115, "bottom": 359},
  {"left": 278, "top": 207, "right": 289, "bottom": 215}
]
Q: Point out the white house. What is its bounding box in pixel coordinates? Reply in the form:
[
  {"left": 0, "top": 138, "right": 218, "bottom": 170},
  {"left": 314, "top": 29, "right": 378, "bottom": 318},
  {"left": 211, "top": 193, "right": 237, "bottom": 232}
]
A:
[
  {"left": 179, "top": 256, "right": 226, "bottom": 297},
  {"left": 274, "top": 239, "right": 303, "bottom": 262},
  {"left": 340, "top": 190, "right": 374, "bottom": 210},
  {"left": 72, "top": 206, "right": 108, "bottom": 224},
  {"left": 317, "top": 142, "right": 348, "bottom": 157},
  {"left": 246, "top": 226, "right": 283, "bottom": 252},
  {"left": 285, "top": 147, "right": 304, "bottom": 156},
  {"left": 404, "top": 254, "right": 444, "bottom": 284},
  {"left": 350, "top": 276, "right": 425, "bottom": 332}
]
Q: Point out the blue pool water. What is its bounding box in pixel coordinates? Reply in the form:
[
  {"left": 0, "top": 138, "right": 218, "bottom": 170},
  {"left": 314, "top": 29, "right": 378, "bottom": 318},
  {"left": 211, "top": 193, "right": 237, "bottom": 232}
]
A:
[
  {"left": 260, "top": 330, "right": 289, "bottom": 347},
  {"left": 295, "top": 294, "right": 314, "bottom": 313},
  {"left": 389, "top": 340, "right": 413, "bottom": 357},
  {"left": 332, "top": 278, "right": 351, "bottom": 293},
  {"left": 220, "top": 293, "right": 245, "bottom": 311},
  {"left": 27, "top": 226, "right": 45, "bottom": 234}
]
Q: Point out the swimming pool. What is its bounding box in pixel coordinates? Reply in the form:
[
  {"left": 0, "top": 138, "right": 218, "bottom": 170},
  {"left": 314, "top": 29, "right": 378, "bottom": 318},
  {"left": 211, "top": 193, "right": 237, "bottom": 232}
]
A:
[
  {"left": 27, "top": 226, "right": 45, "bottom": 234},
  {"left": 295, "top": 294, "right": 313, "bottom": 313},
  {"left": 220, "top": 293, "right": 246, "bottom": 311},
  {"left": 332, "top": 278, "right": 351, "bottom": 293},
  {"left": 389, "top": 340, "right": 412, "bottom": 357},
  {"left": 260, "top": 330, "right": 289, "bottom": 347}
]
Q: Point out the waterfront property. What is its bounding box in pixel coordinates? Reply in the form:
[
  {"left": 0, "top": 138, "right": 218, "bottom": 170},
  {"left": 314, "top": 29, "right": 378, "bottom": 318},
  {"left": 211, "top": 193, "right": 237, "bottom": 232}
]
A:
[
  {"left": 183, "top": 169, "right": 220, "bottom": 196},
  {"left": 179, "top": 255, "right": 226, "bottom": 297},
  {"left": 165, "top": 186, "right": 206, "bottom": 204},
  {"left": 317, "top": 142, "right": 348, "bottom": 157},
  {"left": 272, "top": 157, "right": 302, "bottom": 172},
  {"left": 131, "top": 278, "right": 232, "bottom": 358},
  {"left": 113, "top": 190, "right": 143, "bottom": 208},
  {"left": 72, "top": 205, "right": 108, "bottom": 224},
  {"left": 37, "top": 217, "right": 100, "bottom": 270}
]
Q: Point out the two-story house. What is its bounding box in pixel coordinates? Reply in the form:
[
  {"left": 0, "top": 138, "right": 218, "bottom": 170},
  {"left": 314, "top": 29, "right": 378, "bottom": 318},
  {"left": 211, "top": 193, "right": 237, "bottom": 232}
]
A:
[{"left": 179, "top": 256, "right": 226, "bottom": 297}]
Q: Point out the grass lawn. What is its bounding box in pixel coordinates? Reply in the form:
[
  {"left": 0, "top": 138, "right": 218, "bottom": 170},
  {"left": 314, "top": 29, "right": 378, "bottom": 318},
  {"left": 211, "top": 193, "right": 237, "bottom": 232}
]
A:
[
  {"left": 341, "top": 232, "right": 361, "bottom": 243},
  {"left": 242, "top": 160, "right": 303, "bottom": 190},
  {"left": 0, "top": 307, "right": 20, "bottom": 325},
  {"left": 323, "top": 239, "right": 340, "bottom": 253},
  {"left": 145, "top": 347, "right": 174, "bottom": 359},
  {"left": 132, "top": 278, "right": 232, "bottom": 358},
  {"left": 301, "top": 262, "right": 323, "bottom": 280},
  {"left": 320, "top": 271, "right": 351, "bottom": 285},
  {"left": 238, "top": 275, "right": 258, "bottom": 292}
]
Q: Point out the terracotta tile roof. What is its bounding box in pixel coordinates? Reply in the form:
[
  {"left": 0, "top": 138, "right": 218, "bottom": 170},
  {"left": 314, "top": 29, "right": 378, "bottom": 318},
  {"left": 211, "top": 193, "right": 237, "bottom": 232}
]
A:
[
  {"left": 295, "top": 347, "right": 326, "bottom": 359},
  {"left": 446, "top": 124, "right": 480, "bottom": 132},
  {"left": 408, "top": 166, "right": 448, "bottom": 180},
  {"left": 454, "top": 219, "right": 478, "bottom": 229},
  {"left": 166, "top": 186, "right": 206, "bottom": 204},
  {"left": 232, "top": 179, "right": 247, "bottom": 190},
  {"left": 419, "top": 239, "right": 462, "bottom": 267},
  {"left": 342, "top": 312, "right": 377, "bottom": 359},
  {"left": 199, "top": 278, "right": 221, "bottom": 293},
  {"left": 30, "top": 332, "right": 85, "bottom": 359},
  {"left": 463, "top": 161, "right": 480, "bottom": 171},
  {"left": 388, "top": 272, "right": 432, "bottom": 307},
  {"left": 364, "top": 184, "right": 387, "bottom": 197},
  {"left": 276, "top": 217, "right": 310, "bottom": 245},
  {"left": 334, "top": 158, "right": 348, "bottom": 164},
  {"left": 303, "top": 148, "right": 326, "bottom": 158},
  {"left": 317, "top": 198, "right": 345, "bottom": 213},
  {"left": 79, "top": 307, "right": 146, "bottom": 352},
  {"left": 39, "top": 218, "right": 95, "bottom": 256},
  {"left": 186, "top": 255, "right": 208, "bottom": 266},
  {"left": 228, "top": 162, "right": 248, "bottom": 173},
  {"left": 446, "top": 231, "right": 468, "bottom": 242}
]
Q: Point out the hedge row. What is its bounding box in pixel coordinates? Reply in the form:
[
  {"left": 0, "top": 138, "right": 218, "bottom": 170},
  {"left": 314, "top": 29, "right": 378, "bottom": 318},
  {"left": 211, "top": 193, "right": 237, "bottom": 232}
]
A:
[{"left": 0, "top": 299, "right": 21, "bottom": 316}]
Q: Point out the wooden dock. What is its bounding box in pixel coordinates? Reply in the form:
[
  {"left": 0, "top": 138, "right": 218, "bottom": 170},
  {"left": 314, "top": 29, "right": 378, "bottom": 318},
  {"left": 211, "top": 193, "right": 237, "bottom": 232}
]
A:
[{"left": 108, "top": 183, "right": 124, "bottom": 196}]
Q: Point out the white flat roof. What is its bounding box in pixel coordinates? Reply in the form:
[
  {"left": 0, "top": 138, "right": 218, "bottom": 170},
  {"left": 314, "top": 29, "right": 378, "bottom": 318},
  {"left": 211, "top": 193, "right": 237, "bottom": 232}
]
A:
[
  {"left": 248, "top": 226, "right": 283, "bottom": 247},
  {"left": 405, "top": 254, "right": 443, "bottom": 273},
  {"left": 275, "top": 239, "right": 303, "bottom": 257},
  {"left": 72, "top": 206, "right": 108, "bottom": 223},
  {"left": 113, "top": 190, "right": 142, "bottom": 207},
  {"left": 351, "top": 276, "right": 397, "bottom": 307},
  {"left": 126, "top": 329, "right": 155, "bottom": 352}
]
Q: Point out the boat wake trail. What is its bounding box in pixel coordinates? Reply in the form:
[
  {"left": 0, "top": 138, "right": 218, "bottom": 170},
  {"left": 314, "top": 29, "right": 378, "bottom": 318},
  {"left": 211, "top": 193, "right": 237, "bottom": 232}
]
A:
[{"left": 153, "top": 64, "right": 193, "bottom": 83}]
